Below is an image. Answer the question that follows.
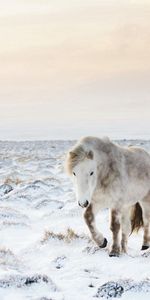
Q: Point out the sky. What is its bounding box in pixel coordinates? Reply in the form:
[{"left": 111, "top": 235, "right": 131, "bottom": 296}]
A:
[{"left": 0, "top": 0, "right": 150, "bottom": 140}]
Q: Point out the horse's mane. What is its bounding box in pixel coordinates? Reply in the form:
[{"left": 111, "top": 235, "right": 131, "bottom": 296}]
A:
[
  {"left": 66, "top": 136, "right": 113, "bottom": 175},
  {"left": 66, "top": 143, "right": 93, "bottom": 175}
]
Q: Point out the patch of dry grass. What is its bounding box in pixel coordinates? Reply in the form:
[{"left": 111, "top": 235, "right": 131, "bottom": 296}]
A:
[
  {"left": 0, "top": 247, "right": 20, "bottom": 268},
  {"left": 41, "top": 228, "right": 88, "bottom": 244},
  {"left": 4, "top": 177, "right": 23, "bottom": 185},
  {"left": 0, "top": 247, "right": 14, "bottom": 256},
  {"left": 2, "top": 221, "right": 29, "bottom": 228},
  {"left": 17, "top": 156, "right": 32, "bottom": 163}
]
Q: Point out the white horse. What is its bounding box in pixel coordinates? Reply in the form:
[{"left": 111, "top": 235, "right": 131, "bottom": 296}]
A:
[{"left": 66, "top": 136, "right": 150, "bottom": 256}]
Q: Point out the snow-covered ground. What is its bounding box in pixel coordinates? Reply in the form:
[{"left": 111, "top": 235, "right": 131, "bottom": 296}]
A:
[{"left": 0, "top": 140, "right": 150, "bottom": 300}]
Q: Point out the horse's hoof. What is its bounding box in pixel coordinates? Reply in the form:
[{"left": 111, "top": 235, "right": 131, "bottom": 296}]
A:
[
  {"left": 109, "top": 247, "right": 120, "bottom": 257},
  {"left": 141, "top": 245, "right": 150, "bottom": 251},
  {"left": 100, "top": 238, "right": 107, "bottom": 248},
  {"left": 109, "top": 251, "right": 120, "bottom": 257}
]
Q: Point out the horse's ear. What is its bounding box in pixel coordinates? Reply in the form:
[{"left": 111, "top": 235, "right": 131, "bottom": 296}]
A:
[
  {"left": 87, "top": 150, "right": 93, "bottom": 160},
  {"left": 69, "top": 151, "right": 77, "bottom": 159}
]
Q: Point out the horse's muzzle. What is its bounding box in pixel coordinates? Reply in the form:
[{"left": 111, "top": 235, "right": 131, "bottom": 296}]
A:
[{"left": 78, "top": 200, "right": 89, "bottom": 208}]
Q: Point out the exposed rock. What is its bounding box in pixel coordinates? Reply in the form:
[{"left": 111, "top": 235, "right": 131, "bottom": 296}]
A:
[
  {"left": 0, "top": 184, "right": 13, "bottom": 196},
  {"left": 95, "top": 279, "right": 150, "bottom": 298},
  {"left": 52, "top": 255, "right": 67, "bottom": 269},
  {"left": 0, "top": 274, "right": 58, "bottom": 291},
  {"left": 95, "top": 282, "right": 124, "bottom": 298}
]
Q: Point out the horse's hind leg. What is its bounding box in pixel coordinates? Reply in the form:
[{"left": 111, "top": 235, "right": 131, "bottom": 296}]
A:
[
  {"left": 109, "top": 209, "right": 121, "bottom": 257},
  {"left": 84, "top": 204, "right": 107, "bottom": 248},
  {"left": 140, "top": 195, "right": 150, "bottom": 250},
  {"left": 121, "top": 209, "right": 131, "bottom": 253}
]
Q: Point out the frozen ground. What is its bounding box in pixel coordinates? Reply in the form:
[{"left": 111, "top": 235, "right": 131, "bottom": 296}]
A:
[{"left": 0, "top": 139, "right": 150, "bottom": 300}]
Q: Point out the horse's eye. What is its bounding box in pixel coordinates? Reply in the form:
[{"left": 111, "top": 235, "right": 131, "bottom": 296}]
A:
[
  {"left": 90, "top": 171, "right": 94, "bottom": 176},
  {"left": 73, "top": 172, "right": 76, "bottom": 176}
]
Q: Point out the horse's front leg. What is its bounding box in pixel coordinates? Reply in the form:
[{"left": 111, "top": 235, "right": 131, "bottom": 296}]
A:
[
  {"left": 109, "top": 209, "right": 121, "bottom": 257},
  {"left": 84, "top": 204, "right": 107, "bottom": 248}
]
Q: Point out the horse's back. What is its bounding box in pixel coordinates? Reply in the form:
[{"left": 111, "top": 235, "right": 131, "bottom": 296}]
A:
[
  {"left": 123, "top": 145, "right": 150, "bottom": 181},
  {"left": 78, "top": 136, "right": 150, "bottom": 180}
]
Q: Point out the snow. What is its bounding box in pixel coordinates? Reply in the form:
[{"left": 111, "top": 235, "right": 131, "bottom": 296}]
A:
[{"left": 0, "top": 140, "right": 150, "bottom": 300}]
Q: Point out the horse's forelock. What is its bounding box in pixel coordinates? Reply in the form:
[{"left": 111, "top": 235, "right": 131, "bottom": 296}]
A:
[{"left": 66, "top": 145, "right": 93, "bottom": 175}]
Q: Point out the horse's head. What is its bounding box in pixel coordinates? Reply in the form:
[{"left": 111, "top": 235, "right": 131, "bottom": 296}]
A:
[{"left": 66, "top": 147, "right": 97, "bottom": 208}]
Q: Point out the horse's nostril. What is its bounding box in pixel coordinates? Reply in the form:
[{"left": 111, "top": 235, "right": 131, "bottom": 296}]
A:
[
  {"left": 78, "top": 201, "right": 89, "bottom": 208},
  {"left": 84, "top": 200, "right": 89, "bottom": 207}
]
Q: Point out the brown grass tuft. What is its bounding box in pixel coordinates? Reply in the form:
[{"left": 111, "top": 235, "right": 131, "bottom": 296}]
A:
[
  {"left": 41, "top": 228, "right": 87, "bottom": 244},
  {"left": 4, "top": 177, "right": 23, "bottom": 185}
]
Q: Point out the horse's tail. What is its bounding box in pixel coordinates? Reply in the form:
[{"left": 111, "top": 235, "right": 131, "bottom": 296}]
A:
[{"left": 130, "top": 202, "right": 143, "bottom": 234}]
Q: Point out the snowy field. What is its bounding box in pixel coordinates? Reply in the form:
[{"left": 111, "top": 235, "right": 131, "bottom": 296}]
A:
[{"left": 0, "top": 139, "right": 150, "bottom": 300}]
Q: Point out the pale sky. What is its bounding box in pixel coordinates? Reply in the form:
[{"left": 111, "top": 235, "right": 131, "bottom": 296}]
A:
[{"left": 0, "top": 0, "right": 150, "bottom": 140}]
